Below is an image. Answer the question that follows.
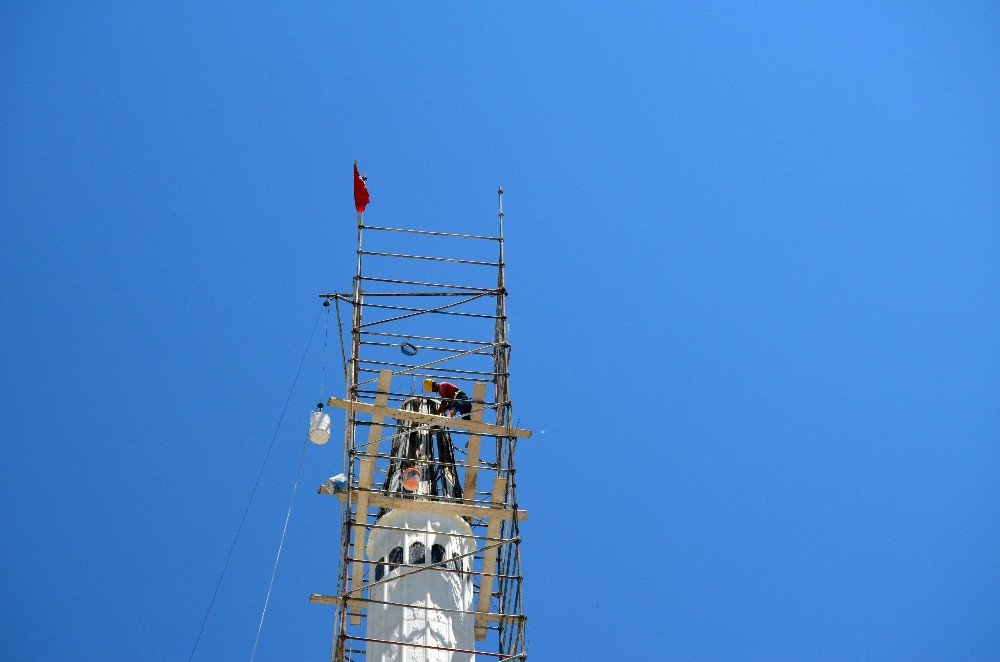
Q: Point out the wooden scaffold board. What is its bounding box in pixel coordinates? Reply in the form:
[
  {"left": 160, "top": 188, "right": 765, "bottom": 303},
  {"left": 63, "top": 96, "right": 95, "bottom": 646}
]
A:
[{"left": 327, "top": 395, "right": 532, "bottom": 439}]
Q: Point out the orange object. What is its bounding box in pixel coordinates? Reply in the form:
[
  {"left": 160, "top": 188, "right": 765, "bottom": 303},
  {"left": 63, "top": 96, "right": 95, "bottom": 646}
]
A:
[{"left": 402, "top": 467, "right": 421, "bottom": 491}]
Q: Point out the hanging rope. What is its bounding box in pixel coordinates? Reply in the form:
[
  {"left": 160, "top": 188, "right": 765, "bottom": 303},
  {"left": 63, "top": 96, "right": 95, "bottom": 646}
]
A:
[
  {"left": 334, "top": 294, "right": 350, "bottom": 386},
  {"left": 188, "top": 308, "right": 324, "bottom": 662},
  {"left": 320, "top": 306, "right": 330, "bottom": 402},
  {"left": 251, "top": 305, "right": 332, "bottom": 658},
  {"left": 249, "top": 437, "right": 309, "bottom": 660}
]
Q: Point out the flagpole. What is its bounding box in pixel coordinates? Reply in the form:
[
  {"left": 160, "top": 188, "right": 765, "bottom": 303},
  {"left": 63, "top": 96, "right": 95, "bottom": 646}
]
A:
[
  {"left": 349, "top": 160, "right": 369, "bottom": 456},
  {"left": 351, "top": 161, "right": 366, "bottom": 417},
  {"left": 350, "top": 206, "right": 363, "bottom": 441},
  {"left": 337, "top": 172, "right": 366, "bottom": 662}
]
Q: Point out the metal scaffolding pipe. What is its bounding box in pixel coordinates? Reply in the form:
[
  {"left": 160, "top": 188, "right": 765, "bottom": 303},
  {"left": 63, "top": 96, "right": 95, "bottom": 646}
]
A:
[
  {"left": 357, "top": 359, "right": 499, "bottom": 378},
  {"left": 361, "top": 250, "right": 500, "bottom": 267},
  {"left": 356, "top": 368, "right": 508, "bottom": 386},
  {"left": 357, "top": 519, "right": 516, "bottom": 544},
  {"left": 361, "top": 340, "right": 495, "bottom": 355},
  {"left": 361, "top": 224, "right": 501, "bottom": 241},
  {"left": 343, "top": 556, "right": 523, "bottom": 582},
  {"left": 361, "top": 330, "right": 493, "bottom": 345},
  {"left": 344, "top": 635, "right": 523, "bottom": 659},
  {"left": 359, "top": 276, "right": 495, "bottom": 291}
]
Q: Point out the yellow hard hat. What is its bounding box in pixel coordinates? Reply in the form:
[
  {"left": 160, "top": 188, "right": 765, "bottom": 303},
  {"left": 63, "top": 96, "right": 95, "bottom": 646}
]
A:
[{"left": 422, "top": 378, "right": 435, "bottom": 393}]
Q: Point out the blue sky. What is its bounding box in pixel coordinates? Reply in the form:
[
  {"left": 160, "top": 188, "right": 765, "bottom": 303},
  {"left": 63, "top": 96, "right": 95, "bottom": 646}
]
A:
[{"left": 2, "top": 3, "right": 998, "bottom": 660}]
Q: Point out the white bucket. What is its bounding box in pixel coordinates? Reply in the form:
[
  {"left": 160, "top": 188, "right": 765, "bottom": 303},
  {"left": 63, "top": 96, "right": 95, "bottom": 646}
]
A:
[{"left": 308, "top": 410, "right": 331, "bottom": 445}]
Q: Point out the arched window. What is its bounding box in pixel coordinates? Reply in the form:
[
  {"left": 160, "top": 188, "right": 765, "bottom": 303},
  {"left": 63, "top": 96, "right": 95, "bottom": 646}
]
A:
[
  {"left": 374, "top": 557, "right": 385, "bottom": 581},
  {"left": 432, "top": 544, "right": 445, "bottom": 565},
  {"left": 409, "top": 541, "right": 425, "bottom": 564},
  {"left": 388, "top": 546, "right": 404, "bottom": 567}
]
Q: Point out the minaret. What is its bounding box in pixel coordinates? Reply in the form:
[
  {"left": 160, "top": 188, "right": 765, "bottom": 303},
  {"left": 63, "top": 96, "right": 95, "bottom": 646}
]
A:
[{"left": 365, "top": 397, "right": 475, "bottom": 661}]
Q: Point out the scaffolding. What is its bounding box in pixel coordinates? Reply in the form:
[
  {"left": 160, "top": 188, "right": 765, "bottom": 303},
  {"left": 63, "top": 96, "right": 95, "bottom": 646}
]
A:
[{"left": 311, "top": 187, "right": 529, "bottom": 661}]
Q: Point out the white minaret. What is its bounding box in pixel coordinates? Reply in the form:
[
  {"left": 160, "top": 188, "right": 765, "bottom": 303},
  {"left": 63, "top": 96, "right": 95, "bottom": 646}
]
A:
[
  {"left": 364, "top": 398, "right": 476, "bottom": 661},
  {"left": 366, "top": 511, "right": 475, "bottom": 661}
]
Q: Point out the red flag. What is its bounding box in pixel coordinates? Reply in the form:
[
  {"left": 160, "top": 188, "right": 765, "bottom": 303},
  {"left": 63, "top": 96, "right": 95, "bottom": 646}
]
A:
[{"left": 353, "top": 161, "right": 370, "bottom": 213}]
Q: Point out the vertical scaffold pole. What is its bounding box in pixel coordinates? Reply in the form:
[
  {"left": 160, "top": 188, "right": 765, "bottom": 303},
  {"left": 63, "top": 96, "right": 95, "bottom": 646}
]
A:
[
  {"left": 335, "top": 209, "right": 365, "bottom": 662},
  {"left": 494, "top": 186, "right": 517, "bottom": 655},
  {"left": 494, "top": 186, "right": 508, "bottom": 433}
]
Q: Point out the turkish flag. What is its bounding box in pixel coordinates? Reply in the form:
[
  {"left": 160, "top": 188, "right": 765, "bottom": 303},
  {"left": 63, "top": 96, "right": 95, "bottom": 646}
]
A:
[{"left": 353, "top": 162, "right": 370, "bottom": 213}]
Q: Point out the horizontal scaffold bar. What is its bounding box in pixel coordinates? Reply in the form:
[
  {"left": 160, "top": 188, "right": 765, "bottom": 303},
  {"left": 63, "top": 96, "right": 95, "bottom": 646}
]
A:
[
  {"left": 356, "top": 291, "right": 486, "bottom": 297},
  {"left": 361, "top": 330, "right": 494, "bottom": 345},
  {"left": 361, "top": 224, "right": 501, "bottom": 241},
  {"left": 361, "top": 250, "right": 500, "bottom": 267},
  {"left": 320, "top": 290, "right": 492, "bottom": 300},
  {"left": 360, "top": 340, "right": 494, "bottom": 354},
  {"left": 309, "top": 595, "right": 525, "bottom": 625},
  {"left": 342, "top": 634, "right": 522, "bottom": 659},
  {"left": 358, "top": 276, "right": 496, "bottom": 291},
  {"left": 353, "top": 419, "right": 514, "bottom": 440},
  {"left": 354, "top": 451, "right": 494, "bottom": 471},
  {"left": 361, "top": 301, "right": 498, "bottom": 319},
  {"left": 357, "top": 519, "right": 515, "bottom": 543},
  {"left": 353, "top": 388, "right": 497, "bottom": 404},
  {"left": 341, "top": 556, "right": 523, "bottom": 581},
  {"left": 356, "top": 369, "right": 507, "bottom": 386},
  {"left": 355, "top": 343, "right": 503, "bottom": 386},
  {"left": 335, "top": 481, "right": 505, "bottom": 509},
  {"left": 319, "top": 486, "right": 528, "bottom": 522},
  {"left": 326, "top": 397, "right": 531, "bottom": 439},
  {"left": 358, "top": 359, "right": 498, "bottom": 378}
]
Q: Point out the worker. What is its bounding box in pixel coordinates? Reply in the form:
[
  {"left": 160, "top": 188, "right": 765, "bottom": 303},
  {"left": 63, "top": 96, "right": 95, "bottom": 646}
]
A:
[{"left": 422, "top": 378, "right": 473, "bottom": 420}]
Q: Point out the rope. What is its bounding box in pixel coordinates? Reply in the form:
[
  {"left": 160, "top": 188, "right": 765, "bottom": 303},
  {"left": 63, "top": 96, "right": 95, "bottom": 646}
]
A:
[
  {"left": 250, "top": 304, "right": 331, "bottom": 658},
  {"left": 188, "top": 308, "right": 323, "bottom": 661},
  {"left": 334, "top": 294, "right": 349, "bottom": 386},
  {"left": 320, "top": 307, "right": 330, "bottom": 402},
  {"left": 249, "top": 437, "right": 309, "bottom": 660}
]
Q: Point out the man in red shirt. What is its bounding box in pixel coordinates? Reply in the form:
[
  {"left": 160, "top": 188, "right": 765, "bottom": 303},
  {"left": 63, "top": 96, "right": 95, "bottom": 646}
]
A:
[{"left": 422, "top": 379, "right": 473, "bottom": 420}]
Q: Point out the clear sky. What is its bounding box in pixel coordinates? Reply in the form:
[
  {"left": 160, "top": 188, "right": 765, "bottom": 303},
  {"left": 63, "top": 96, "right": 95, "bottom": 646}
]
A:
[{"left": 2, "top": 3, "right": 998, "bottom": 660}]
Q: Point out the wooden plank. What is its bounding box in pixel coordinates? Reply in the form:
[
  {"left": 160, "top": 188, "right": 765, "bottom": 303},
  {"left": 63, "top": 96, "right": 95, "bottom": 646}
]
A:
[
  {"left": 309, "top": 594, "right": 525, "bottom": 626},
  {"left": 357, "top": 370, "right": 394, "bottom": 491},
  {"left": 325, "top": 487, "right": 527, "bottom": 522},
  {"left": 475, "top": 477, "right": 507, "bottom": 640},
  {"left": 349, "top": 370, "right": 392, "bottom": 625},
  {"left": 462, "top": 382, "right": 488, "bottom": 500},
  {"left": 327, "top": 397, "right": 532, "bottom": 439}
]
